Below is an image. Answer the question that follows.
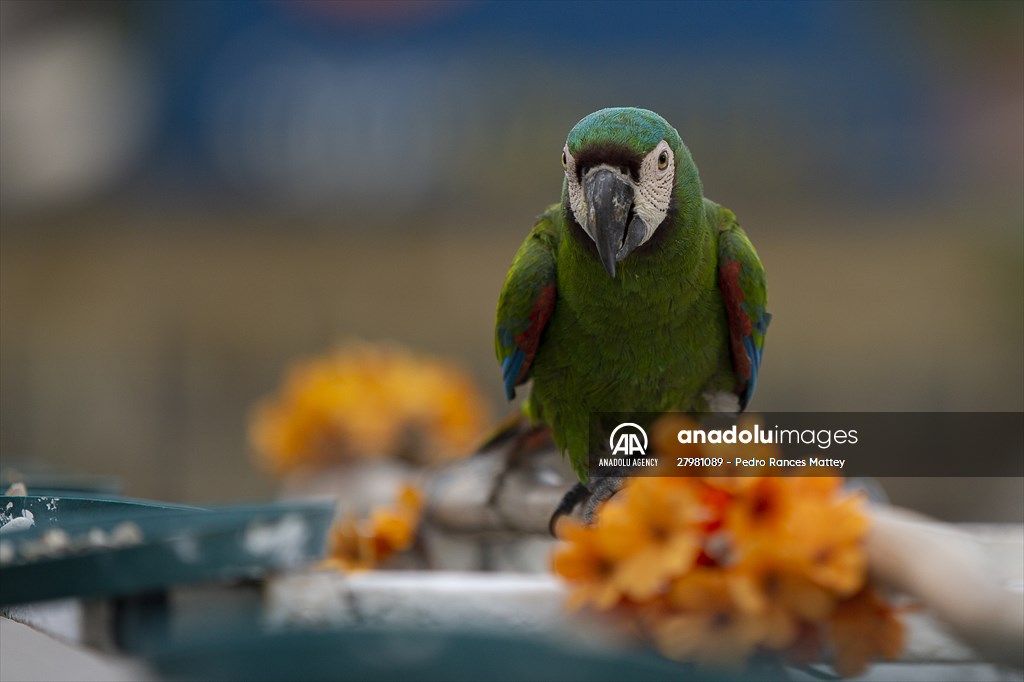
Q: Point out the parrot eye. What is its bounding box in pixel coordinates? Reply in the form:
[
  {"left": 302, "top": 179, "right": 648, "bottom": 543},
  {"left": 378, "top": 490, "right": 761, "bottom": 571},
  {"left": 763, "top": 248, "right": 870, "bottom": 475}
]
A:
[
  {"left": 657, "top": 150, "right": 669, "bottom": 171},
  {"left": 561, "top": 151, "right": 567, "bottom": 169}
]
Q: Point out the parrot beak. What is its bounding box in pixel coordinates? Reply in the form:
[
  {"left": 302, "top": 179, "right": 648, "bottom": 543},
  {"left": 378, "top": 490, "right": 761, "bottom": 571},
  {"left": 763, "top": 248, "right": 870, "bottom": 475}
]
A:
[{"left": 584, "top": 168, "right": 647, "bottom": 277}]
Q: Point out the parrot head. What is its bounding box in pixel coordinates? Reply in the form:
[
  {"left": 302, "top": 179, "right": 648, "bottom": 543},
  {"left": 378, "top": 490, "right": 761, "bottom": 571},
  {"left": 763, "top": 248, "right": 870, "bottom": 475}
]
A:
[{"left": 561, "top": 107, "right": 699, "bottom": 277}]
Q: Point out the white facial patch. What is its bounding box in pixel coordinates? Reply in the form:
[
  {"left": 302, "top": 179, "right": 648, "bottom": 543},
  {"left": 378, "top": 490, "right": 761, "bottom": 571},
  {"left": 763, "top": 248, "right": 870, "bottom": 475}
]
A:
[
  {"left": 633, "top": 140, "right": 674, "bottom": 241},
  {"left": 563, "top": 140, "right": 675, "bottom": 248},
  {"left": 563, "top": 145, "right": 591, "bottom": 239}
]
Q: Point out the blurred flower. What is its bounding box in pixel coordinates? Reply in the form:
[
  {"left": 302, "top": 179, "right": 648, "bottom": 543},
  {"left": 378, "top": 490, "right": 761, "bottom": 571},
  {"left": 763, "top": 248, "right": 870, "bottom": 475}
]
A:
[
  {"left": 650, "top": 414, "right": 703, "bottom": 462},
  {"left": 729, "top": 560, "right": 837, "bottom": 650},
  {"left": 724, "top": 475, "right": 794, "bottom": 539},
  {"left": 369, "top": 484, "right": 424, "bottom": 557},
  {"left": 250, "top": 342, "right": 490, "bottom": 474},
  {"left": 830, "top": 586, "right": 906, "bottom": 677},
  {"left": 322, "top": 483, "right": 423, "bottom": 572},
  {"left": 552, "top": 414, "right": 903, "bottom": 675},
  {"left": 599, "top": 478, "right": 701, "bottom": 601},
  {"left": 550, "top": 517, "right": 630, "bottom": 610},
  {"left": 775, "top": 493, "right": 869, "bottom": 597},
  {"left": 652, "top": 570, "right": 766, "bottom": 669},
  {"left": 725, "top": 477, "right": 868, "bottom": 597}
]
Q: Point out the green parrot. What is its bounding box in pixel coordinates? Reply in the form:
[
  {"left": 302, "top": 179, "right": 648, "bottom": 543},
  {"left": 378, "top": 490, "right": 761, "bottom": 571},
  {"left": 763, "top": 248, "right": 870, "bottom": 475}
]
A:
[{"left": 494, "top": 107, "right": 770, "bottom": 523}]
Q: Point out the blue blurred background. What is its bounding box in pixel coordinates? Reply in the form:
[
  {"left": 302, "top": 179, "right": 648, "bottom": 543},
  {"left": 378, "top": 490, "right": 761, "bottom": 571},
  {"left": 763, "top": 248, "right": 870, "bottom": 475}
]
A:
[{"left": 1, "top": 1, "right": 1021, "bottom": 517}]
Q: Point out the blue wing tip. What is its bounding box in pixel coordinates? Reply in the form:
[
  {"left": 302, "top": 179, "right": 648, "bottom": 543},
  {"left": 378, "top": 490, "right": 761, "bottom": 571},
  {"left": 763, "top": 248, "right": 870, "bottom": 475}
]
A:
[
  {"left": 741, "top": 335, "right": 762, "bottom": 410},
  {"left": 501, "top": 353, "right": 524, "bottom": 401}
]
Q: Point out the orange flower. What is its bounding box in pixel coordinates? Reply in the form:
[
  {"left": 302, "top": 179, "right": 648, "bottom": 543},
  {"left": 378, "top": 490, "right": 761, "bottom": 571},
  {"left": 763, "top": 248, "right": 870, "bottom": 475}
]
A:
[
  {"left": 322, "top": 514, "right": 376, "bottom": 571},
  {"left": 250, "top": 342, "right": 490, "bottom": 474},
  {"left": 395, "top": 482, "right": 425, "bottom": 512},
  {"left": 550, "top": 518, "right": 628, "bottom": 610},
  {"left": 598, "top": 478, "right": 701, "bottom": 601},
  {"left": 324, "top": 483, "right": 423, "bottom": 571},
  {"left": 368, "top": 484, "right": 423, "bottom": 562},
  {"left": 552, "top": 423, "right": 902, "bottom": 675},
  {"left": 724, "top": 476, "right": 793, "bottom": 540},
  {"left": 829, "top": 586, "right": 906, "bottom": 677},
  {"left": 728, "top": 562, "right": 837, "bottom": 650},
  {"left": 650, "top": 414, "right": 704, "bottom": 464},
  {"left": 651, "top": 570, "right": 765, "bottom": 669},
  {"left": 777, "top": 492, "right": 869, "bottom": 596}
]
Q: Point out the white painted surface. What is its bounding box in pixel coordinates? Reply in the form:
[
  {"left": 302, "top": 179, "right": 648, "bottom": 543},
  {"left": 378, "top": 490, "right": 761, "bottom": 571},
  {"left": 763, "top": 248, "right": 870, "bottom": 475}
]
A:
[
  {"left": 3, "top": 524, "right": 1020, "bottom": 681},
  {"left": 264, "top": 569, "right": 1017, "bottom": 665},
  {"left": 0, "top": 619, "right": 152, "bottom": 682}
]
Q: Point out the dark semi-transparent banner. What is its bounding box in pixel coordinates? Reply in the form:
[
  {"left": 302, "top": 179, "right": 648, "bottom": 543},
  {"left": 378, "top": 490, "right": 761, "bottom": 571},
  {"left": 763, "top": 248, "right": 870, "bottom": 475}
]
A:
[{"left": 587, "top": 412, "right": 1024, "bottom": 478}]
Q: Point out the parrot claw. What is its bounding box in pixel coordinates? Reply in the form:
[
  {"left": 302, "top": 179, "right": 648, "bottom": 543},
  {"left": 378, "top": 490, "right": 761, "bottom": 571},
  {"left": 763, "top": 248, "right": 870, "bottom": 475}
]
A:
[
  {"left": 549, "top": 473, "right": 630, "bottom": 536},
  {"left": 581, "top": 475, "right": 625, "bottom": 523},
  {"left": 548, "top": 482, "right": 591, "bottom": 537}
]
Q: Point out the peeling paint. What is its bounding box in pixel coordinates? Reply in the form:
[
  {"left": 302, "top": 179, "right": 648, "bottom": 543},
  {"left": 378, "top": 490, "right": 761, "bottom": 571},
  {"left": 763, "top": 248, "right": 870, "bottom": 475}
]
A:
[{"left": 243, "top": 514, "right": 310, "bottom": 568}]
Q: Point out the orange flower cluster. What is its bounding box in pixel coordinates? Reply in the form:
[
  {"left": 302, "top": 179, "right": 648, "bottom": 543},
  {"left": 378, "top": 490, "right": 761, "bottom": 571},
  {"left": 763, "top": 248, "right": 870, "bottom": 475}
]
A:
[
  {"left": 322, "top": 484, "right": 424, "bottom": 571},
  {"left": 552, "top": 417, "right": 904, "bottom": 676},
  {"left": 250, "top": 342, "right": 489, "bottom": 474}
]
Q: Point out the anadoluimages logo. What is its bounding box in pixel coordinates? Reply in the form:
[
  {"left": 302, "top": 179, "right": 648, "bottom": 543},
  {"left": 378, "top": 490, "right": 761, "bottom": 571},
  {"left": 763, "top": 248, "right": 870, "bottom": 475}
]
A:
[{"left": 610, "top": 422, "right": 648, "bottom": 456}]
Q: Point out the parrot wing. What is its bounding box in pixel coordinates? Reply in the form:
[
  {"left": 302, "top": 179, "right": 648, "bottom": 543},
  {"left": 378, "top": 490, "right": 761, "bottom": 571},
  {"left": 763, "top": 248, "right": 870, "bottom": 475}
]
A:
[
  {"left": 716, "top": 207, "right": 770, "bottom": 410},
  {"left": 495, "top": 207, "right": 559, "bottom": 400}
]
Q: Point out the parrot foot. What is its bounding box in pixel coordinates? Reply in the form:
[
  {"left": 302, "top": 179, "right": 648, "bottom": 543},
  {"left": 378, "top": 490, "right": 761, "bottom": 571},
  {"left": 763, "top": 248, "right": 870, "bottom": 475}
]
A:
[
  {"left": 548, "top": 471, "right": 629, "bottom": 536},
  {"left": 548, "top": 482, "right": 590, "bottom": 537},
  {"left": 581, "top": 475, "right": 625, "bottom": 523}
]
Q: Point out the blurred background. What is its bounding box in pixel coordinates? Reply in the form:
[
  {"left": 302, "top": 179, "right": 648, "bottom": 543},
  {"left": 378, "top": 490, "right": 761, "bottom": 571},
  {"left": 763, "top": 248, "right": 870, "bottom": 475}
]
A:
[{"left": 1, "top": 1, "right": 1021, "bottom": 518}]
